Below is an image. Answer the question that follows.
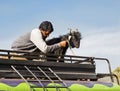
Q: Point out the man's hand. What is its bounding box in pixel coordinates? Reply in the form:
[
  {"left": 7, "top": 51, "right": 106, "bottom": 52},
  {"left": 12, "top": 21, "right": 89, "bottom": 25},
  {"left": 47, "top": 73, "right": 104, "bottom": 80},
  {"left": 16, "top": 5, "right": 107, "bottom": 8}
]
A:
[{"left": 59, "top": 41, "right": 67, "bottom": 47}]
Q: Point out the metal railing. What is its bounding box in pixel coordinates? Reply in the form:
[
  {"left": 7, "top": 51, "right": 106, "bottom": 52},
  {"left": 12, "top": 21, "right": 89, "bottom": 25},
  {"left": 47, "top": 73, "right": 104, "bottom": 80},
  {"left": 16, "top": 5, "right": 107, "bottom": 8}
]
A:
[{"left": 0, "top": 49, "right": 119, "bottom": 85}]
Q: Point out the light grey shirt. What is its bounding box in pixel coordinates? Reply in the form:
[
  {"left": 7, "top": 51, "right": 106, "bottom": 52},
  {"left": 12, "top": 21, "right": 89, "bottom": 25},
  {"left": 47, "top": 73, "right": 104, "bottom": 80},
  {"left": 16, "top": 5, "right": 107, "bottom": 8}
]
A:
[{"left": 11, "top": 28, "right": 60, "bottom": 53}]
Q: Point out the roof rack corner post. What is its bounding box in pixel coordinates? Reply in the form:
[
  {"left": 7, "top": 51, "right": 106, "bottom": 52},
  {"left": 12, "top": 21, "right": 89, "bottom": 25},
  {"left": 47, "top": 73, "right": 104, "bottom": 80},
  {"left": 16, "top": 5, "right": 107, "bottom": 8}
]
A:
[
  {"left": 105, "top": 58, "right": 114, "bottom": 82},
  {"left": 95, "top": 57, "right": 114, "bottom": 82}
]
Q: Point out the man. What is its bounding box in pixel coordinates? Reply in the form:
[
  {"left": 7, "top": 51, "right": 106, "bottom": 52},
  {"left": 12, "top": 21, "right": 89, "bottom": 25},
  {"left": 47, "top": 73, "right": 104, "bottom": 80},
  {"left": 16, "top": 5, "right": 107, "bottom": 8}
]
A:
[{"left": 11, "top": 21, "right": 67, "bottom": 60}]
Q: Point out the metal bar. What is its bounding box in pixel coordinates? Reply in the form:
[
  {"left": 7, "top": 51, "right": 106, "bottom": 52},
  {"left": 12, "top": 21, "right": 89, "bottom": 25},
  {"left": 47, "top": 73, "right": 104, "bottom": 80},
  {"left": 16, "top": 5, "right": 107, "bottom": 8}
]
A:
[
  {"left": 113, "top": 74, "right": 120, "bottom": 85},
  {"left": 24, "top": 66, "right": 46, "bottom": 91},
  {"left": 48, "top": 68, "right": 69, "bottom": 91},
  {"left": 11, "top": 65, "right": 32, "bottom": 91},
  {"left": 37, "top": 66, "right": 54, "bottom": 83},
  {"left": 37, "top": 66, "right": 59, "bottom": 91},
  {"left": 0, "top": 49, "right": 95, "bottom": 63},
  {"left": 48, "top": 68, "right": 67, "bottom": 87},
  {"left": 94, "top": 57, "right": 114, "bottom": 82},
  {"left": 97, "top": 73, "right": 119, "bottom": 85}
]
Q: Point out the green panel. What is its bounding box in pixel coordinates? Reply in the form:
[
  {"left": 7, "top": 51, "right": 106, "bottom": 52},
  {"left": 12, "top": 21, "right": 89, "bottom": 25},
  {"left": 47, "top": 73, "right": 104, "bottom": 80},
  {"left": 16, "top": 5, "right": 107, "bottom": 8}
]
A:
[
  {"left": 0, "top": 82, "right": 120, "bottom": 91},
  {"left": 69, "top": 84, "right": 120, "bottom": 91}
]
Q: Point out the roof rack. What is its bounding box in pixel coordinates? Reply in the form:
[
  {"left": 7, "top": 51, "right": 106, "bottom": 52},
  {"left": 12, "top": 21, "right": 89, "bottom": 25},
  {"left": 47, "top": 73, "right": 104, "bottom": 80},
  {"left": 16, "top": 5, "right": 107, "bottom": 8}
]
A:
[{"left": 0, "top": 49, "right": 119, "bottom": 85}]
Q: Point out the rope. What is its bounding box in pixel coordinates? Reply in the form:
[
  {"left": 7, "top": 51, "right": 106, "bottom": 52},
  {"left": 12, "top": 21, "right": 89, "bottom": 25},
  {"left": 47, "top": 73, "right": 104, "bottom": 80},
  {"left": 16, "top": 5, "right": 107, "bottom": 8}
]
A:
[
  {"left": 66, "top": 36, "right": 76, "bottom": 55},
  {"left": 57, "top": 35, "right": 76, "bottom": 62}
]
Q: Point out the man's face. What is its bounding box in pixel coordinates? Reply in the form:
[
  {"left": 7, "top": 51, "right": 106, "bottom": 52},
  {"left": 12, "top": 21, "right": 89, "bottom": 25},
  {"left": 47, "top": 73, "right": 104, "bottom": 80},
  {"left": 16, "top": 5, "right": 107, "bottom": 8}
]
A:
[{"left": 41, "top": 30, "right": 51, "bottom": 39}]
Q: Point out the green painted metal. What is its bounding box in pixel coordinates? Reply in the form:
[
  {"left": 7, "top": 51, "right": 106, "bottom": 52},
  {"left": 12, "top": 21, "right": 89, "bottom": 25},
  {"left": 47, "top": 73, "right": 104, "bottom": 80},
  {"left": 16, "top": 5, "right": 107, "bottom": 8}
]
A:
[{"left": 0, "top": 82, "right": 120, "bottom": 91}]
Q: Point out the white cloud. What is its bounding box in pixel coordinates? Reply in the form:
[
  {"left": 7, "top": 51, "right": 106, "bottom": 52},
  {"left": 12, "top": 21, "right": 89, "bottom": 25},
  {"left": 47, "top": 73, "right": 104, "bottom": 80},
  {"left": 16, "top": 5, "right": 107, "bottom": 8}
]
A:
[{"left": 81, "top": 30, "right": 120, "bottom": 55}]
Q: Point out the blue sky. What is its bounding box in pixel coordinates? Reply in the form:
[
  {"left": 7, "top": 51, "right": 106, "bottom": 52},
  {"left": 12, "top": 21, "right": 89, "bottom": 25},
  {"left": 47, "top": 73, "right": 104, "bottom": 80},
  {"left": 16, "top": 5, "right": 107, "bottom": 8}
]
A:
[{"left": 0, "top": 0, "right": 120, "bottom": 73}]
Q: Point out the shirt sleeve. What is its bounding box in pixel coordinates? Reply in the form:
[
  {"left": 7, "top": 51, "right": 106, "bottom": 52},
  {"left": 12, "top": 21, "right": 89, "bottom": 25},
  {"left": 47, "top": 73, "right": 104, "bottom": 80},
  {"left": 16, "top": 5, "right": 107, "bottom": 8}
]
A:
[{"left": 30, "top": 29, "right": 60, "bottom": 53}]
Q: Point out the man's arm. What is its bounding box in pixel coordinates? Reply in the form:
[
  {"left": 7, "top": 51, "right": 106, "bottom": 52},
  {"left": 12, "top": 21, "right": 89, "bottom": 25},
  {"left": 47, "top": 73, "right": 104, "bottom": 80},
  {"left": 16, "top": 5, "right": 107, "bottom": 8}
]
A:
[{"left": 30, "top": 29, "right": 61, "bottom": 53}]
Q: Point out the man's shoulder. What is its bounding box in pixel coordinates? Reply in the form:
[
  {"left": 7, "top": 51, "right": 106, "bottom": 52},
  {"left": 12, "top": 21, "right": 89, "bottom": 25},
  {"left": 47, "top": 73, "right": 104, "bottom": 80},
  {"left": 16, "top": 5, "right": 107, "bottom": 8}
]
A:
[
  {"left": 31, "top": 28, "right": 39, "bottom": 32},
  {"left": 31, "top": 28, "right": 42, "bottom": 38}
]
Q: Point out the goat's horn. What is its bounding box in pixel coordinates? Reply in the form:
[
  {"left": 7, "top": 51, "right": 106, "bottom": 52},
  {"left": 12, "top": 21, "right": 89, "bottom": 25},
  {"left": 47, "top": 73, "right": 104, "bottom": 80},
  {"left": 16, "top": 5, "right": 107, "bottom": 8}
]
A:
[{"left": 68, "top": 28, "right": 72, "bottom": 34}]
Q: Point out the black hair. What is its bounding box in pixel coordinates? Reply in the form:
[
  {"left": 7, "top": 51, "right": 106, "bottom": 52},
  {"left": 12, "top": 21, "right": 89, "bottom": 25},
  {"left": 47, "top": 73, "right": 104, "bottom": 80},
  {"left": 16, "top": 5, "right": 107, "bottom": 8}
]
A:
[{"left": 39, "top": 21, "right": 54, "bottom": 32}]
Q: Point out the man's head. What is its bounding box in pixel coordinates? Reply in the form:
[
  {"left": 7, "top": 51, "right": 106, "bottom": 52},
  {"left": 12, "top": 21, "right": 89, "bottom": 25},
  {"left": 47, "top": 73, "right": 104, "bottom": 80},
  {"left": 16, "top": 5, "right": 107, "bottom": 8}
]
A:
[{"left": 39, "top": 21, "right": 54, "bottom": 38}]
